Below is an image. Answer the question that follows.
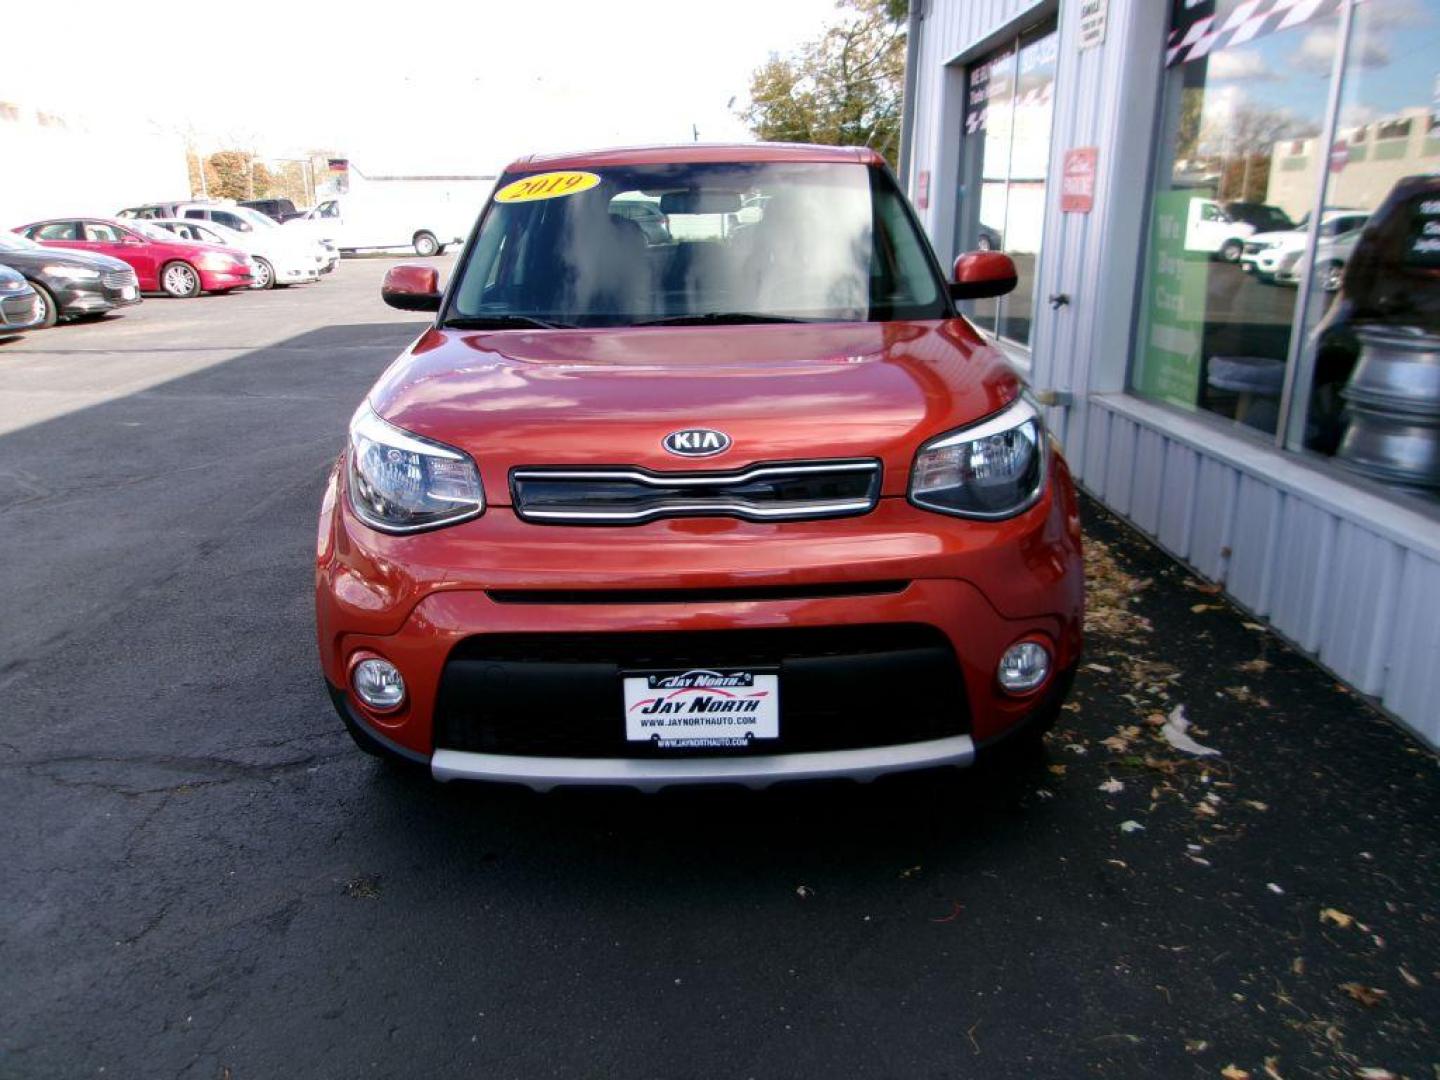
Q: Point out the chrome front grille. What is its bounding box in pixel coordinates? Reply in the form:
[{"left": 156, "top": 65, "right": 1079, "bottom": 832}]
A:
[
  {"left": 102, "top": 268, "right": 137, "bottom": 289},
  {"left": 511, "top": 459, "right": 883, "bottom": 525},
  {"left": 1, "top": 294, "right": 38, "bottom": 325}
]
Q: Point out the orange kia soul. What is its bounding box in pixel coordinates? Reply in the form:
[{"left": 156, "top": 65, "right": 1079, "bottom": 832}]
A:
[{"left": 315, "top": 144, "right": 1084, "bottom": 790}]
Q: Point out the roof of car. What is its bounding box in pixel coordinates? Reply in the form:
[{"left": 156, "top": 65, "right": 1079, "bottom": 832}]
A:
[{"left": 505, "top": 143, "right": 886, "bottom": 172}]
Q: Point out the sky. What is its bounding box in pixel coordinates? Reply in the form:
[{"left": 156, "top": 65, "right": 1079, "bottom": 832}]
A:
[
  {"left": 1197, "top": 0, "right": 1440, "bottom": 137},
  {"left": 0, "top": 0, "right": 842, "bottom": 174}
]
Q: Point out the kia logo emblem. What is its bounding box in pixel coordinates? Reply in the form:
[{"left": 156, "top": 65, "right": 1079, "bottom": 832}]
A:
[{"left": 663, "top": 428, "right": 732, "bottom": 457}]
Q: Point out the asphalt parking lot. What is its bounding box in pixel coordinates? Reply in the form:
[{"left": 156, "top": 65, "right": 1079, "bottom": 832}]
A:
[{"left": 1, "top": 260, "right": 1436, "bottom": 1080}]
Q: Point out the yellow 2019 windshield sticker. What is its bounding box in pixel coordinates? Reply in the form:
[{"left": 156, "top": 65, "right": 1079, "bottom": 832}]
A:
[{"left": 494, "top": 171, "right": 601, "bottom": 204}]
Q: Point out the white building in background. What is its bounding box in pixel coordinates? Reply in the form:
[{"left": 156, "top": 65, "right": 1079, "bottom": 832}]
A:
[{"left": 0, "top": 100, "right": 189, "bottom": 227}]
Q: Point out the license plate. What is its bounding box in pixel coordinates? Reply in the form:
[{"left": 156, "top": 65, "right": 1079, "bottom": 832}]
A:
[
  {"left": 121, "top": 286, "right": 137, "bottom": 300},
  {"left": 624, "top": 667, "right": 779, "bottom": 748}
]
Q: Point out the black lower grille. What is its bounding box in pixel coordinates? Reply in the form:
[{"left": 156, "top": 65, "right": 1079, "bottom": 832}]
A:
[{"left": 434, "top": 625, "right": 969, "bottom": 758}]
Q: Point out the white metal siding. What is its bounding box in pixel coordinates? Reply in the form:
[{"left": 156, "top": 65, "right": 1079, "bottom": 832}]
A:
[{"left": 910, "top": 0, "right": 1440, "bottom": 747}]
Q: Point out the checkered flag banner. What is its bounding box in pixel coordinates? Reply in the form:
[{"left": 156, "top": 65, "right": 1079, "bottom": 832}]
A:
[
  {"left": 1166, "top": 0, "right": 1357, "bottom": 67},
  {"left": 964, "top": 81, "right": 1050, "bottom": 134}
]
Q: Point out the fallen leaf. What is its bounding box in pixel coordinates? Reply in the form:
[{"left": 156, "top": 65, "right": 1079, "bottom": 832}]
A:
[
  {"left": 899, "top": 866, "right": 922, "bottom": 879},
  {"left": 1354, "top": 1070, "right": 1397, "bottom": 1080},
  {"left": 1161, "top": 705, "right": 1221, "bottom": 757},
  {"left": 1099, "top": 778, "right": 1125, "bottom": 794},
  {"left": 1106, "top": 859, "right": 1128, "bottom": 870},
  {"left": 795, "top": 885, "right": 814, "bottom": 899},
  {"left": 1237, "top": 658, "right": 1272, "bottom": 674},
  {"left": 1221, "top": 1066, "right": 1252, "bottom": 1079},
  {"left": 1085, "top": 663, "right": 1114, "bottom": 674},
  {"left": 1194, "top": 801, "right": 1219, "bottom": 818},
  {"left": 1048, "top": 764, "right": 1068, "bottom": 777},
  {"left": 1187, "top": 855, "right": 1212, "bottom": 867},
  {"left": 1185, "top": 1038, "right": 1209, "bottom": 1053},
  {"left": 1291, "top": 956, "right": 1305, "bottom": 976},
  {"left": 1267, "top": 883, "right": 1285, "bottom": 895},
  {"left": 1119, "top": 820, "right": 1145, "bottom": 834},
  {"left": 1243, "top": 622, "right": 1267, "bottom": 631},
  {"left": 1243, "top": 800, "right": 1269, "bottom": 812},
  {"left": 1191, "top": 603, "right": 1220, "bottom": 613},
  {"left": 1320, "top": 908, "right": 1355, "bottom": 929},
  {"left": 1263, "top": 1056, "right": 1283, "bottom": 1080},
  {"left": 930, "top": 900, "right": 964, "bottom": 923},
  {"left": 1398, "top": 965, "right": 1420, "bottom": 988},
  {"left": 1338, "top": 982, "right": 1387, "bottom": 1007}
]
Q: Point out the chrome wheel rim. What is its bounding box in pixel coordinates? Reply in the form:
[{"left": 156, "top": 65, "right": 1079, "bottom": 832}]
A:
[
  {"left": 164, "top": 265, "right": 196, "bottom": 296},
  {"left": 254, "top": 261, "right": 272, "bottom": 288},
  {"left": 1323, "top": 263, "right": 1343, "bottom": 292},
  {"left": 35, "top": 291, "right": 48, "bottom": 321}
]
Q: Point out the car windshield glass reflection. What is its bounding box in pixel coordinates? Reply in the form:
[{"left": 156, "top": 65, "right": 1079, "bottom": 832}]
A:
[{"left": 448, "top": 162, "right": 946, "bottom": 327}]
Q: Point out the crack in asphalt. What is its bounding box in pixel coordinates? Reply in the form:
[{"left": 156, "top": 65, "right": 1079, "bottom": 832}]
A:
[{"left": 11, "top": 750, "right": 351, "bottom": 798}]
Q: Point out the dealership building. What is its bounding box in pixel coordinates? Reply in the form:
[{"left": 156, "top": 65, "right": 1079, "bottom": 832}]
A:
[{"left": 899, "top": 0, "right": 1440, "bottom": 745}]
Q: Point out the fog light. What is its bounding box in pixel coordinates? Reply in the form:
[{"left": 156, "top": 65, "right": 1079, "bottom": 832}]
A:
[
  {"left": 353, "top": 658, "right": 405, "bottom": 710},
  {"left": 998, "top": 641, "right": 1050, "bottom": 694}
]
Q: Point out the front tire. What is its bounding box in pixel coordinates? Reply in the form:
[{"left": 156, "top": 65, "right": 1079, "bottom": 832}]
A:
[
  {"left": 1220, "top": 239, "right": 1244, "bottom": 263},
  {"left": 1320, "top": 260, "right": 1345, "bottom": 293},
  {"left": 30, "top": 282, "right": 59, "bottom": 328},
  {"left": 413, "top": 231, "right": 440, "bottom": 257},
  {"left": 250, "top": 257, "right": 275, "bottom": 291},
  {"left": 160, "top": 261, "right": 201, "bottom": 298}
]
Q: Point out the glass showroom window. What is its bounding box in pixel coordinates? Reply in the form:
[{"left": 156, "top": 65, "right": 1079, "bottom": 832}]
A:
[
  {"left": 1132, "top": 0, "right": 1342, "bottom": 436},
  {"left": 1285, "top": 0, "right": 1440, "bottom": 504},
  {"left": 957, "top": 21, "right": 1057, "bottom": 347}
]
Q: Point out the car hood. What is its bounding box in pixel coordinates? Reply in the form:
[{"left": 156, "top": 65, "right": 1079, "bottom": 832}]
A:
[
  {"left": 0, "top": 246, "right": 131, "bottom": 273},
  {"left": 368, "top": 320, "right": 1024, "bottom": 503}
]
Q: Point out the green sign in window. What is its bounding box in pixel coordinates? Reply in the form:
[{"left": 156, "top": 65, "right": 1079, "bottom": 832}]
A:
[{"left": 1133, "top": 191, "right": 1210, "bottom": 408}]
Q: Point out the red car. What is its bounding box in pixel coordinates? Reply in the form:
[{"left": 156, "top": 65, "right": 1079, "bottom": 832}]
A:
[
  {"left": 14, "top": 217, "right": 252, "bottom": 297},
  {"left": 316, "top": 144, "right": 1084, "bottom": 790}
]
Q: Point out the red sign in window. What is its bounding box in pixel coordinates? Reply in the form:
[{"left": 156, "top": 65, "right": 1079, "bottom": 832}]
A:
[{"left": 1060, "top": 147, "right": 1097, "bottom": 213}]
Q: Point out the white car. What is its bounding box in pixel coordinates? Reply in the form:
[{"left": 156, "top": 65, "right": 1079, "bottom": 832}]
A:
[
  {"left": 1274, "top": 227, "right": 1365, "bottom": 291},
  {"left": 1183, "top": 198, "right": 1255, "bottom": 262},
  {"left": 174, "top": 203, "right": 336, "bottom": 284},
  {"left": 1240, "top": 210, "right": 1369, "bottom": 281}
]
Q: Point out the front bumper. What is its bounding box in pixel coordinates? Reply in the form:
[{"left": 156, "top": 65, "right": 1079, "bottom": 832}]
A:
[
  {"left": 0, "top": 289, "right": 44, "bottom": 331},
  {"left": 277, "top": 264, "right": 321, "bottom": 284},
  {"left": 56, "top": 279, "right": 141, "bottom": 315},
  {"left": 199, "top": 267, "right": 254, "bottom": 292},
  {"left": 316, "top": 456, "right": 1084, "bottom": 789}
]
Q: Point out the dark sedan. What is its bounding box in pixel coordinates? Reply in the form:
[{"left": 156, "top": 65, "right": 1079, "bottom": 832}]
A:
[
  {"left": 0, "top": 231, "right": 140, "bottom": 328},
  {"left": 0, "top": 263, "right": 45, "bottom": 336}
]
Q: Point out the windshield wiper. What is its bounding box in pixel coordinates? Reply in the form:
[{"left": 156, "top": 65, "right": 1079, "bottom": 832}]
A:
[
  {"left": 442, "top": 314, "right": 571, "bottom": 330},
  {"left": 632, "top": 312, "right": 812, "bottom": 327}
]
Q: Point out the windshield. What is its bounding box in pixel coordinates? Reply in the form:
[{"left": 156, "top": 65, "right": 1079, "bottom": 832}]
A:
[
  {"left": 131, "top": 221, "right": 179, "bottom": 242},
  {"left": 0, "top": 232, "right": 40, "bottom": 252},
  {"left": 229, "top": 206, "right": 279, "bottom": 230},
  {"left": 447, "top": 162, "right": 947, "bottom": 327}
]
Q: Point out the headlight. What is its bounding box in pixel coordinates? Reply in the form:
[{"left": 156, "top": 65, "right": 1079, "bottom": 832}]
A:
[
  {"left": 347, "top": 405, "right": 484, "bottom": 532},
  {"left": 909, "top": 396, "right": 1046, "bottom": 519},
  {"left": 43, "top": 264, "right": 101, "bottom": 281}
]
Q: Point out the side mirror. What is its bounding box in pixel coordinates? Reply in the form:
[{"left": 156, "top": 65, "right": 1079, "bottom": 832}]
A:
[
  {"left": 949, "top": 251, "right": 1018, "bottom": 300},
  {"left": 381, "top": 264, "right": 442, "bottom": 312}
]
